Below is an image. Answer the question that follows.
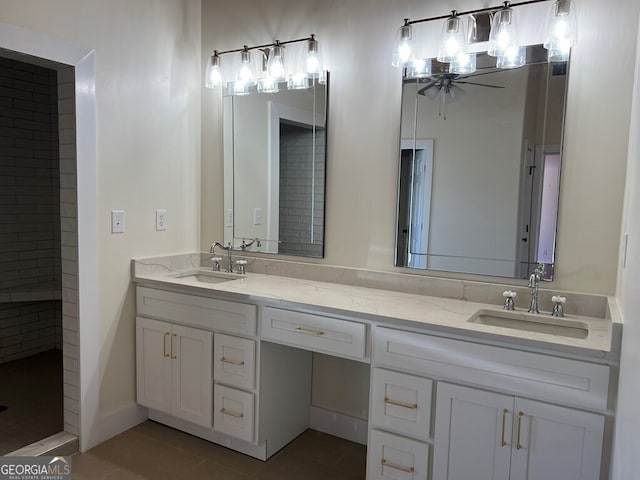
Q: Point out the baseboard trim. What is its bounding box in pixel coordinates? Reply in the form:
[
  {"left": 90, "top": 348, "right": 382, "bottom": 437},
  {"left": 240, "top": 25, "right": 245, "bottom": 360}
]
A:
[
  {"left": 99, "top": 403, "right": 148, "bottom": 444},
  {"left": 309, "top": 406, "right": 368, "bottom": 445}
]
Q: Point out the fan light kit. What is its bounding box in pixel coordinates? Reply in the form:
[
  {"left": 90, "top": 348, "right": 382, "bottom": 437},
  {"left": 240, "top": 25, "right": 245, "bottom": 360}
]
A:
[
  {"left": 205, "top": 35, "right": 325, "bottom": 95},
  {"left": 392, "top": 0, "right": 577, "bottom": 77}
]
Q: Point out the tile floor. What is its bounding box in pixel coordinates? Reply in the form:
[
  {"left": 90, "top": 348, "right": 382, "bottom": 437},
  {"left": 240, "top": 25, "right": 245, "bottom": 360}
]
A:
[
  {"left": 0, "top": 349, "right": 63, "bottom": 454},
  {"left": 72, "top": 421, "right": 366, "bottom": 480}
]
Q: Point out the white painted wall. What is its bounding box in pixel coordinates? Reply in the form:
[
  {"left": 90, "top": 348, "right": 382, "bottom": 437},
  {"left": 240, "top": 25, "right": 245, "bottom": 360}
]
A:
[
  {"left": 0, "top": 0, "right": 202, "bottom": 443},
  {"left": 202, "top": 0, "right": 639, "bottom": 422},
  {"left": 612, "top": 7, "right": 640, "bottom": 478},
  {"left": 202, "top": 0, "right": 639, "bottom": 295}
]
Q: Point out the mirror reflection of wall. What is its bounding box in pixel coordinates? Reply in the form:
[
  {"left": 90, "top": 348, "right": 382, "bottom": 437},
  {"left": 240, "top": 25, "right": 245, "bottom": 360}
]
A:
[
  {"left": 395, "top": 46, "right": 568, "bottom": 279},
  {"left": 223, "top": 79, "right": 328, "bottom": 258}
]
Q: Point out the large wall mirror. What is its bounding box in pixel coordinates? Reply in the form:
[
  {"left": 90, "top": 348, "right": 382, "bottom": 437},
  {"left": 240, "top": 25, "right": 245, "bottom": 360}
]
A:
[
  {"left": 223, "top": 77, "right": 328, "bottom": 258},
  {"left": 395, "top": 45, "right": 568, "bottom": 279}
]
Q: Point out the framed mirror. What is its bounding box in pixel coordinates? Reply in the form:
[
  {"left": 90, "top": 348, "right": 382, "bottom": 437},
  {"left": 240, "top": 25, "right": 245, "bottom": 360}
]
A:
[
  {"left": 223, "top": 77, "right": 328, "bottom": 258},
  {"left": 395, "top": 45, "right": 568, "bottom": 280}
]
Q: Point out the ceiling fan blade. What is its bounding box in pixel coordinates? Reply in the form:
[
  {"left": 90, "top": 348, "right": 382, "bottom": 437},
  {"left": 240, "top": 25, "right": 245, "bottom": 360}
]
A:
[
  {"left": 417, "top": 82, "right": 439, "bottom": 96},
  {"left": 455, "top": 81, "right": 504, "bottom": 88},
  {"left": 456, "top": 69, "right": 502, "bottom": 80}
]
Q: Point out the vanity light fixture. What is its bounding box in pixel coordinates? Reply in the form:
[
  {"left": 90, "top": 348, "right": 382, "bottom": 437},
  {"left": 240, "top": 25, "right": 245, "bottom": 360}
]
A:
[
  {"left": 393, "top": 0, "right": 577, "bottom": 79},
  {"left": 204, "top": 35, "right": 324, "bottom": 95}
]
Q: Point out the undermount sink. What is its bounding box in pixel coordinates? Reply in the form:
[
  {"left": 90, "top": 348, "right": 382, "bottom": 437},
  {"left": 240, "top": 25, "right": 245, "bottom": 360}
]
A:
[
  {"left": 169, "top": 269, "right": 242, "bottom": 285},
  {"left": 468, "top": 309, "right": 589, "bottom": 339}
]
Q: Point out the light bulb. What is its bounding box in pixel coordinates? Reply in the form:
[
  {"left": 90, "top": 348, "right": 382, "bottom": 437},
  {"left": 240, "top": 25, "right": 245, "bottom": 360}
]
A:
[
  {"left": 450, "top": 52, "right": 477, "bottom": 74},
  {"left": 392, "top": 20, "right": 414, "bottom": 68},
  {"left": 237, "top": 48, "right": 256, "bottom": 87},
  {"left": 267, "top": 43, "right": 286, "bottom": 82},
  {"left": 497, "top": 45, "right": 526, "bottom": 69},
  {"left": 407, "top": 58, "right": 432, "bottom": 78},
  {"left": 544, "top": 0, "right": 577, "bottom": 62},
  {"left": 304, "top": 35, "right": 323, "bottom": 77},
  {"left": 205, "top": 52, "right": 222, "bottom": 88},
  {"left": 437, "top": 12, "right": 466, "bottom": 63},
  {"left": 488, "top": 4, "right": 519, "bottom": 57}
]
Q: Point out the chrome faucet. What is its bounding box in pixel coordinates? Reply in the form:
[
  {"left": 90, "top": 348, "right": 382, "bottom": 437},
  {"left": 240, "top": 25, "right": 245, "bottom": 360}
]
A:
[
  {"left": 240, "top": 238, "right": 261, "bottom": 251},
  {"left": 210, "top": 241, "right": 234, "bottom": 273},
  {"left": 527, "top": 263, "right": 545, "bottom": 314}
]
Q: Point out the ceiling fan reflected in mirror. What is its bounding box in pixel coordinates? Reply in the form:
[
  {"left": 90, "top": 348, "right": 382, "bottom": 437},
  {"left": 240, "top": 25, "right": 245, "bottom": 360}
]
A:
[{"left": 412, "top": 60, "right": 506, "bottom": 119}]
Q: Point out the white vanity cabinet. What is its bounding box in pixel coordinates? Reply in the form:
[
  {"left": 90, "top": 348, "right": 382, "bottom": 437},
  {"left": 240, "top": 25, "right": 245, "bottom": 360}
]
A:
[
  {"left": 136, "top": 317, "right": 213, "bottom": 427},
  {"left": 433, "top": 383, "right": 605, "bottom": 480},
  {"left": 370, "top": 326, "right": 612, "bottom": 480}
]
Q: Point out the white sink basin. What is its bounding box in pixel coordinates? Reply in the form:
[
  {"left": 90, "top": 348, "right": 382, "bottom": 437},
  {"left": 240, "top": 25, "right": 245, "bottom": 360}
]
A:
[
  {"left": 169, "top": 270, "right": 242, "bottom": 284},
  {"left": 468, "top": 309, "right": 589, "bottom": 339}
]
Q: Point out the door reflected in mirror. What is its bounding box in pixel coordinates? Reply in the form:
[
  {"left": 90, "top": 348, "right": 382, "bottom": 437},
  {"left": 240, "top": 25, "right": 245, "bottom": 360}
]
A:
[
  {"left": 223, "top": 77, "right": 328, "bottom": 258},
  {"left": 395, "top": 45, "right": 568, "bottom": 279}
]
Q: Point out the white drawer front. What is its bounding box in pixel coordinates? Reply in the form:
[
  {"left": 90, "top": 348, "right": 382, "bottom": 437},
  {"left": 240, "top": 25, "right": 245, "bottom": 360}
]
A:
[
  {"left": 261, "top": 307, "right": 366, "bottom": 359},
  {"left": 214, "top": 334, "right": 256, "bottom": 390},
  {"left": 374, "top": 327, "right": 610, "bottom": 410},
  {"left": 367, "top": 429, "right": 429, "bottom": 480},
  {"left": 213, "top": 385, "right": 255, "bottom": 443},
  {"left": 371, "top": 368, "right": 432, "bottom": 441},
  {"left": 137, "top": 286, "right": 257, "bottom": 336}
]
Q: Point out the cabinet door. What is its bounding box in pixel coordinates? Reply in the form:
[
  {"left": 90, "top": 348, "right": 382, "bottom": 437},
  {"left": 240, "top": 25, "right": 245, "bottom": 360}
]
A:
[
  {"left": 433, "top": 383, "right": 513, "bottom": 480},
  {"left": 510, "top": 398, "right": 605, "bottom": 480},
  {"left": 171, "top": 324, "right": 213, "bottom": 427},
  {"left": 136, "top": 317, "right": 172, "bottom": 414}
]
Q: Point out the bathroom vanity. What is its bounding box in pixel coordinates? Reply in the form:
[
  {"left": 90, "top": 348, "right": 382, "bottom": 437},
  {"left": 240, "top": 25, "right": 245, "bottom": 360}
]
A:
[{"left": 133, "top": 254, "right": 620, "bottom": 480}]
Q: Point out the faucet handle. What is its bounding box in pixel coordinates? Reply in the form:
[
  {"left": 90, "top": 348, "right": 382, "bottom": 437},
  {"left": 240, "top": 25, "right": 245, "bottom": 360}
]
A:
[
  {"left": 235, "top": 260, "right": 247, "bottom": 275},
  {"left": 211, "top": 256, "right": 222, "bottom": 272},
  {"left": 503, "top": 290, "right": 517, "bottom": 310},
  {"left": 551, "top": 295, "right": 566, "bottom": 317}
]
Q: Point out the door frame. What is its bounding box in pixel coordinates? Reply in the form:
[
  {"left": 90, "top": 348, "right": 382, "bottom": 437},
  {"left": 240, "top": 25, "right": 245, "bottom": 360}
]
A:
[{"left": 0, "top": 21, "right": 99, "bottom": 451}]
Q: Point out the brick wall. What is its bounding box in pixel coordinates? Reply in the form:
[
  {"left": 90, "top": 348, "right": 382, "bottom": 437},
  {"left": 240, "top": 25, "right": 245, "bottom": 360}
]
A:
[
  {"left": 279, "top": 123, "right": 326, "bottom": 257},
  {"left": 0, "top": 300, "right": 61, "bottom": 363},
  {"left": 0, "top": 57, "right": 60, "bottom": 290}
]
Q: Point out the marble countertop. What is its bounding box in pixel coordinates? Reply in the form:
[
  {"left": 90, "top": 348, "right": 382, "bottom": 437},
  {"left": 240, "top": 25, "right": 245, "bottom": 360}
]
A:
[{"left": 133, "top": 254, "right": 620, "bottom": 359}]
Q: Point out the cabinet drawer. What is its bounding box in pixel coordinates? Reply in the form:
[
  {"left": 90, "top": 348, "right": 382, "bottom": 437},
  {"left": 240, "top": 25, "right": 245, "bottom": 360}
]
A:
[
  {"left": 137, "top": 286, "right": 257, "bottom": 336},
  {"left": 261, "top": 307, "right": 366, "bottom": 359},
  {"left": 367, "top": 429, "right": 429, "bottom": 480},
  {"left": 374, "top": 327, "right": 610, "bottom": 410},
  {"left": 213, "top": 385, "right": 255, "bottom": 443},
  {"left": 371, "top": 368, "right": 433, "bottom": 441},
  {"left": 214, "top": 334, "right": 256, "bottom": 390}
]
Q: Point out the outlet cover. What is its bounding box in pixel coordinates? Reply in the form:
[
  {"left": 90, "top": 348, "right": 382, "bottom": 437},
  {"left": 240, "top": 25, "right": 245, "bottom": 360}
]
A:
[
  {"left": 111, "top": 210, "right": 125, "bottom": 234},
  {"left": 156, "top": 209, "right": 167, "bottom": 231},
  {"left": 226, "top": 209, "right": 233, "bottom": 227}
]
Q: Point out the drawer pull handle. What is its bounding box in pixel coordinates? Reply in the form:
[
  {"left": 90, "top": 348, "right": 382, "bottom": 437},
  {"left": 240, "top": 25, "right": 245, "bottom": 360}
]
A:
[
  {"left": 220, "top": 357, "right": 245, "bottom": 366},
  {"left": 295, "top": 326, "right": 324, "bottom": 336},
  {"left": 517, "top": 411, "right": 524, "bottom": 450},
  {"left": 171, "top": 333, "right": 177, "bottom": 359},
  {"left": 220, "top": 407, "right": 244, "bottom": 418},
  {"left": 384, "top": 397, "right": 418, "bottom": 409},
  {"left": 501, "top": 409, "right": 508, "bottom": 447},
  {"left": 163, "top": 332, "right": 170, "bottom": 358},
  {"left": 381, "top": 459, "right": 415, "bottom": 473}
]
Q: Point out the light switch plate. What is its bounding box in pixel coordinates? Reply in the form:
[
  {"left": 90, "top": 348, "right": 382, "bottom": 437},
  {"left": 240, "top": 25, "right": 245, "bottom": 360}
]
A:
[
  {"left": 111, "top": 210, "right": 125, "bottom": 234},
  {"left": 156, "top": 209, "right": 167, "bottom": 231},
  {"left": 253, "top": 208, "right": 262, "bottom": 225},
  {"left": 226, "top": 209, "right": 233, "bottom": 227}
]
